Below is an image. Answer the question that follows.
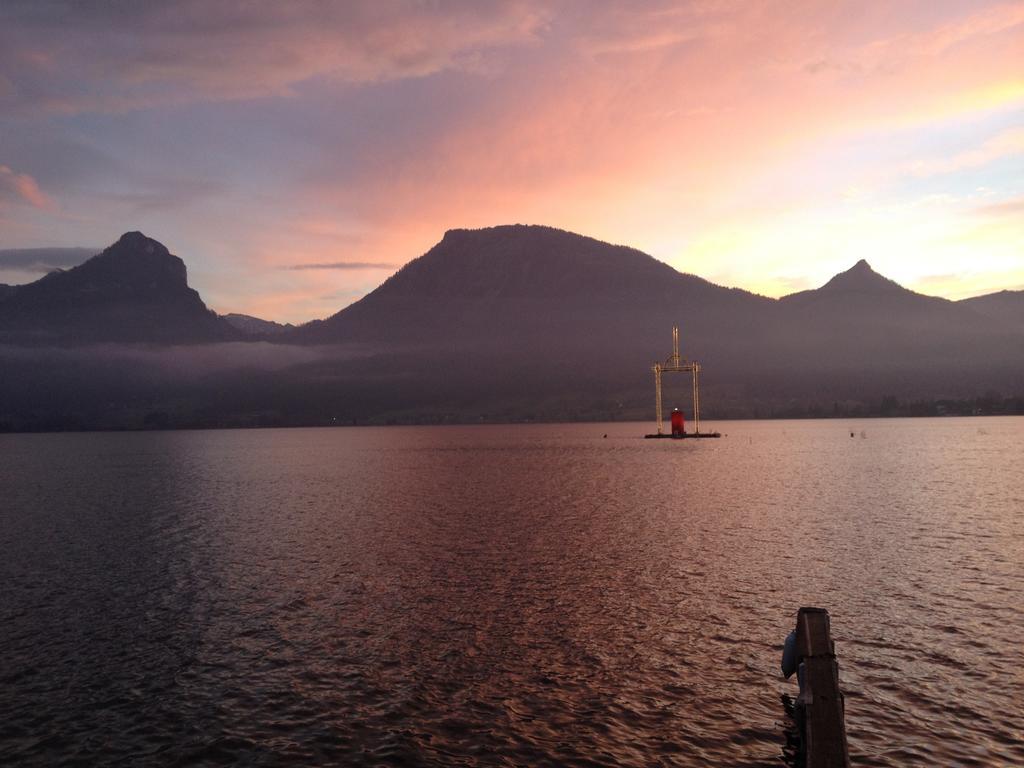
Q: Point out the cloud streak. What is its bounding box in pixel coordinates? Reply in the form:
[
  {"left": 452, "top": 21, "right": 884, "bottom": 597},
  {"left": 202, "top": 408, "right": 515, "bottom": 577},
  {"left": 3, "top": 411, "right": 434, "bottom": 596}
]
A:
[
  {"left": 908, "top": 126, "right": 1024, "bottom": 176},
  {"left": 975, "top": 196, "right": 1024, "bottom": 217},
  {"left": 0, "top": 0, "right": 549, "bottom": 115},
  {"left": 0, "top": 247, "right": 97, "bottom": 273},
  {"left": 285, "top": 261, "right": 397, "bottom": 271},
  {"left": 0, "top": 165, "right": 54, "bottom": 210}
]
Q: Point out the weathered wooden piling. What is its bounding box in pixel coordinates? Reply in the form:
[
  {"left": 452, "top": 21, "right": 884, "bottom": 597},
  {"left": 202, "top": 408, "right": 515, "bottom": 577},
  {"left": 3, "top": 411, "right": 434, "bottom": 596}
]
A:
[{"left": 791, "top": 607, "right": 850, "bottom": 768}]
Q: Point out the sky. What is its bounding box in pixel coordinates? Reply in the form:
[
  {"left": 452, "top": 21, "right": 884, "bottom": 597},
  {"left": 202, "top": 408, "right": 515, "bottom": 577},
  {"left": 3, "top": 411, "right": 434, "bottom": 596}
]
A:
[{"left": 0, "top": 0, "right": 1022, "bottom": 323}]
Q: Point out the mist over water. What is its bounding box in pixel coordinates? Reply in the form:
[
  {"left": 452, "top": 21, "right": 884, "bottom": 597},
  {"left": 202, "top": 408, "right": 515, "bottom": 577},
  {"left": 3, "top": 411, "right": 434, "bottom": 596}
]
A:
[
  {"left": 0, "top": 341, "right": 369, "bottom": 375},
  {"left": 1, "top": 419, "right": 1021, "bottom": 766}
]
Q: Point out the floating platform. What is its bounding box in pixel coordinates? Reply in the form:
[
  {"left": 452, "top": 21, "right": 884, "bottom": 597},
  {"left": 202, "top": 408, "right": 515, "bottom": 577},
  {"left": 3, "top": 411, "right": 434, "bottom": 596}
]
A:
[{"left": 644, "top": 431, "right": 721, "bottom": 439}]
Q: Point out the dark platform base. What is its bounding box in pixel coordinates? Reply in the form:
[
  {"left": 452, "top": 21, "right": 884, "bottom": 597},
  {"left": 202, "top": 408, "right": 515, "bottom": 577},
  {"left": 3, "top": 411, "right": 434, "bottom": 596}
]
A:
[{"left": 644, "top": 432, "right": 722, "bottom": 439}]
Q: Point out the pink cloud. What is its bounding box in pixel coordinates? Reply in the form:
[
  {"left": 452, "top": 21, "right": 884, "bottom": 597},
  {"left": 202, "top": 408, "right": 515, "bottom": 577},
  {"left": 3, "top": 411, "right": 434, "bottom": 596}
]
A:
[
  {"left": 0, "top": 1, "right": 551, "bottom": 115},
  {"left": 975, "top": 196, "right": 1024, "bottom": 217},
  {"left": 907, "top": 127, "right": 1024, "bottom": 176},
  {"left": 862, "top": 2, "right": 1024, "bottom": 62},
  {"left": 0, "top": 165, "right": 54, "bottom": 210}
]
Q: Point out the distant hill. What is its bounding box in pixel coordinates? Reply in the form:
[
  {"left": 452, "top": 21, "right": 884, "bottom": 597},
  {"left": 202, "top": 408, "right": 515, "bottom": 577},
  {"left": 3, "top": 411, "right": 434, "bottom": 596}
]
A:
[
  {"left": 775, "top": 258, "right": 1013, "bottom": 368},
  {"left": 223, "top": 313, "right": 294, "bottom": 337},
  {"left": 290, "top": 225, "right": 776, "bottom": 370},
  {"left": 1, "top": 224, "right": 1022, "bottom": 430},
  {"left": 959, "top": 290, "right": 1024, "bottom": 330},
  {"left": 0, "top": 232, "right": 239, "bottom": 344}
]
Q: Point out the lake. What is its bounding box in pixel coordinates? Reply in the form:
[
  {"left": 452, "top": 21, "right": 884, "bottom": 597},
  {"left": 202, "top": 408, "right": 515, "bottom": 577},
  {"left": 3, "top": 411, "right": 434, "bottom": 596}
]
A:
[{"left": 1, "top": 418, "right": 1021, "bottom": 766}]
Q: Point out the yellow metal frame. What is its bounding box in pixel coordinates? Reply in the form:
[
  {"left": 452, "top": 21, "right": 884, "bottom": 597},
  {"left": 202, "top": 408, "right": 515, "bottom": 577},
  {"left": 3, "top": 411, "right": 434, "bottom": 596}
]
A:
[{"left": 652, "top": 326, "right": 701, "bottom": 435}]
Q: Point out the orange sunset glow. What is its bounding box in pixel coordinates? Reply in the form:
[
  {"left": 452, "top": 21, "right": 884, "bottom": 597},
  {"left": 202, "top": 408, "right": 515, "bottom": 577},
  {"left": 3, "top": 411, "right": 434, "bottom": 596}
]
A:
[{"left": 1, "top": 1, "right": 1022, "bottom": 323}]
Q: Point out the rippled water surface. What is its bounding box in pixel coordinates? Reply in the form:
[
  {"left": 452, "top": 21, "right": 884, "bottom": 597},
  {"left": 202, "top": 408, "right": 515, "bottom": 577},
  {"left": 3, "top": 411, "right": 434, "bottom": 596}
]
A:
[{"left": 1, "top": 419, "right": 1022, "bottom": 766}]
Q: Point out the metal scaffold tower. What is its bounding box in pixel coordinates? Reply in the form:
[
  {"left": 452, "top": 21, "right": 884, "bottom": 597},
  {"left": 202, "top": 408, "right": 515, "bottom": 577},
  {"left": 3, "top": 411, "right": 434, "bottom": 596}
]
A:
[{"left": 652, "top": 326, "right": 703, "bottom": 436}]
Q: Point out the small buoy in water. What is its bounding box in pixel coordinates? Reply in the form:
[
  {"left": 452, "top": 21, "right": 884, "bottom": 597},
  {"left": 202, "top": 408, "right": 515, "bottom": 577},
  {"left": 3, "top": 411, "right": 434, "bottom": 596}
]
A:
[
  {"left": 603, "top": 434, "right": 608, "bottom": 438},
  {"left": 850, "top": 431, "right": 855, "bottom": 437}
]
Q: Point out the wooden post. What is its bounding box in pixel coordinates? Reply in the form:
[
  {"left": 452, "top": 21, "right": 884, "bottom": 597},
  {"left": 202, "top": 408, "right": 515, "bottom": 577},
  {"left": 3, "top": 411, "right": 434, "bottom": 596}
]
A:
[{"left": 793, "top": 607, "right": 850, "bottom": 768}]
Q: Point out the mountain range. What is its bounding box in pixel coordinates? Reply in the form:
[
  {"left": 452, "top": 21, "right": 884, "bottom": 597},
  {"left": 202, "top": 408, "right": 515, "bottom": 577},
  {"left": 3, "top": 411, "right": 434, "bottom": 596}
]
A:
[
  {"left": 0, "top": 226, "right": 1021, "bottom": 430},
  {"left": 290, "top": 226, "right": 1021, "bottom": 372}
]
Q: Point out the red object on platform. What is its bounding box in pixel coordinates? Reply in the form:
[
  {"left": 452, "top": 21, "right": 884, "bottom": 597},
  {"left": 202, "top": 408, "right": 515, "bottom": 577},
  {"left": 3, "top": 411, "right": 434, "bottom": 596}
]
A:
[{"left": 670, "top": 409, "right": 685, "bottom": 436}]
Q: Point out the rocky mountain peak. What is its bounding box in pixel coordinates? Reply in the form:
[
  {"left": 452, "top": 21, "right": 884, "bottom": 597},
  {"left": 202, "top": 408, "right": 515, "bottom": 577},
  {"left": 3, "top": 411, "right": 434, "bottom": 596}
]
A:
[
  {"left": 820, "top": 258, "right": 904, "bottom": 293},
  {"left": 83, "top": 230, "right": 188, "bottom": 288}
]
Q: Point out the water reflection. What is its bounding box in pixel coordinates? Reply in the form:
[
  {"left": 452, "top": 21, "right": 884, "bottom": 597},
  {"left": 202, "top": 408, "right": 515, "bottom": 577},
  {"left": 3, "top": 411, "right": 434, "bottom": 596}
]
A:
[{"left": 1, "top": 418, "right": 1022, "bottom": 766}]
